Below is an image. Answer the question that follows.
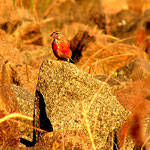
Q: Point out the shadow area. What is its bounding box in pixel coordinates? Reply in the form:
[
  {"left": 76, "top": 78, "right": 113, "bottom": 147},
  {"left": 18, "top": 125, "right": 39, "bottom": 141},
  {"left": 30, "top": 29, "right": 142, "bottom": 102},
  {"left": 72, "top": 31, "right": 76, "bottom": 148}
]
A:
[{"left": 20, "top": 90, "right": 53, "bottom": 147}]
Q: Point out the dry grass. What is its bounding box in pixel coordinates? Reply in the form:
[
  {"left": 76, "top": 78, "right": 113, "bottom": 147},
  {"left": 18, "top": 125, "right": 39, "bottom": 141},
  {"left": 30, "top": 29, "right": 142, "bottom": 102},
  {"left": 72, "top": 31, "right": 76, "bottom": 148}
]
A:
[
  {"left": 81, "top": 36, "right": 135, "bottom": 70},
  {"left": 0, "top": 113, "right": 33, "bottom": 124},
  {"left": 141, "top": 134, "right": 150, "bottom": 149},
  {"left": 0, "top": 0, "right": 150, "bottom": 149}
]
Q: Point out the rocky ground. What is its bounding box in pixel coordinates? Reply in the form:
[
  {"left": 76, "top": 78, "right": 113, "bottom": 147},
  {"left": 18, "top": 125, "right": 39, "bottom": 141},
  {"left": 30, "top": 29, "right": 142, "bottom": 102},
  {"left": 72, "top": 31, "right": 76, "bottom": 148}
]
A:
[{"left": 0, "top": 0, "right": 150, "bottom": 149}]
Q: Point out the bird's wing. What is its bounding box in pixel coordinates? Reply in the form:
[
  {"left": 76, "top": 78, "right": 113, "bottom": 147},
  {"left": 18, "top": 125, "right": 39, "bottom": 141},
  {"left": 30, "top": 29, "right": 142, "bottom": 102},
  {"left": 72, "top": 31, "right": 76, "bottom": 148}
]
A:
[{"left": 68, "top": 40, "right": 73, "bottom": 52}]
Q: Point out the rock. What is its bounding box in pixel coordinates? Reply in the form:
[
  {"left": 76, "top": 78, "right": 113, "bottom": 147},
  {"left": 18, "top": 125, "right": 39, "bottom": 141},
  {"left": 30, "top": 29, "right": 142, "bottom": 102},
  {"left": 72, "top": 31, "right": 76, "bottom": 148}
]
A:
[
  {"left": 12, "top": 64, "right": 38, "bottom": 92},
  {"left": 0, "top": 83, "right": 34, "bottom": 149},
  {"left": 11, "top": 84, "right": 34, "bottom": 143},
  {"left": 0, "top": 39, "right": 39, "bottom": 92},
  {"left": 21, "top": 46, "right": 53, "bottom": 68},
  {"left": 0, "top": 61, "right": 20, "bottom": 113},
  {"left": 115, "top": 74, "right": 150, "bottom": 114},
  {"left": 94, "top": 74, "right": 121, "bottom": 86},
  {"left": 32, "top": 59, "right": 131, "bottom": 149},
  {"left": 136, "top": 9, "right": 150, "bottom": 58},
  {"left": 0, "top": 39, "right": 22, "bottom": 64},
  {"left": 0, "top": 0, "right": 20, "bottom": 34},
  {"left": 123, "top": 58, "right": 150, "bottom": 81},
  {"left": 14, "top": 22, "right": 43, "bottom": 46},
  {"left": 0, "top": 1, "right": 34, "bottom": 35},
  {"left": 89, "top": 10, "right": 106, "bottom": 31},
  {"left": 0, "top": 61, "right": 20, "bottom": 148},
  {"left": 11, "top": 84, "right": 34, "bottom": 117},
  {"left": 0, "top": 55, "right": 35, "bottom": 147},
  {"left": 110, "top": 10, "right": 141, "bottom": 44},
  {"left": 94, "top": 74, "right": 130, "bottom": 93}
]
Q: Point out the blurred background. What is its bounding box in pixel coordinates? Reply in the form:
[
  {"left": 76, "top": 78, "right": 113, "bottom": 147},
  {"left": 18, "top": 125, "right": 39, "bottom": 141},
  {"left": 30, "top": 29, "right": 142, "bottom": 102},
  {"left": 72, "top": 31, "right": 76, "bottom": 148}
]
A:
[
  {"left": 1, "top": 0, "right": 150, "bottom": 82},
  {"left": 1, "top": 0, "right": 150, "bottom": 39},
  {"left": 1, "top": 1, "right": 150, "bottom": 149}
]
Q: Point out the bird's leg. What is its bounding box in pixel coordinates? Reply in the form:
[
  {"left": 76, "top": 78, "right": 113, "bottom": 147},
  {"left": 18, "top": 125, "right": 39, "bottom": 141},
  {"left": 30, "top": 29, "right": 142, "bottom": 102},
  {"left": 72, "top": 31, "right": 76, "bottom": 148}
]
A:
[
  {"left": 67, "top": 58, "right": 70, "bottom": 62},
  {"left": 69, "top": 58, "right": 75, "bottom": 64}
]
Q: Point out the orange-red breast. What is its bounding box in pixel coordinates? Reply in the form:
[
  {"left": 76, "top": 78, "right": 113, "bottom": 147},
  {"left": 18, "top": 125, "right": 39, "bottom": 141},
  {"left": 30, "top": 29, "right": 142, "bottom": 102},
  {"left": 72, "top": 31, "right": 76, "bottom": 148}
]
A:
[{"left": 50, "top": 31, "right": 75, "bottom": 63}]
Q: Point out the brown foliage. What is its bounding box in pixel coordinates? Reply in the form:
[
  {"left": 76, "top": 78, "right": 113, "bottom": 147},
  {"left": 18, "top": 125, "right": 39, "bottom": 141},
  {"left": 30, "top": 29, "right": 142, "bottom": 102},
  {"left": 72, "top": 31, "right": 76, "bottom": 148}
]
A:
[
  {"left": 36, "top": 131, "right": 85, "bottom": 150},
  {"left": 80, "top": 41, "right": 137, "bottom": 75},
  {"left": 71, "top": 30, "right": 96, "bottom": 62},
  {"left": 0, "top": 61, "right": 20, "bottom": 113},
  {"left": 136, "top": 28, "right": 147, "bottom": 47},
  {"left": 118, "top": 103, "right": 147, "bottom": 148},
  {"left": 0, "top": 110, "right": 19, "bottom": 147},
  {"left": 0, "top": 39, "right": 38, "bottom": 92},
  {"left": 1, "top": 0, "right": 150, "bottom": 149},
  {"left": 14, "top": 22, "right": 43, "bottom": 46},
  {"left": 115, "top": 74, "right": 150, "bottom": 115},
  {"left": 0, "top": 0, "right": 21, "bottom": 34},
  {"left": 0, "top": 61, "right": 20, "bottom": 147},
  {"left": 115, "top": 75, "right": 150, "bottom": 148},
  {"left": 110, "top": 10, "right": 141, "bottom": 42},
  {"left": 136, "top": 9, "right": 150, "bottom": 59},
  {"left": 136, "top": 27, "right": 150, "bottom": 58},
  {"left": 0, "top": 39, "right": 22, "bottom": 65}
]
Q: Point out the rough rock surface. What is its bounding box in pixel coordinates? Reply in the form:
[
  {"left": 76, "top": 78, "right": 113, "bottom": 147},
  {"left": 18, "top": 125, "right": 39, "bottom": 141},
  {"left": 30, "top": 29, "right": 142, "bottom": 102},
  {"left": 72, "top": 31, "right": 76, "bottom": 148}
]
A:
[
  {"left": 34, "top": 59, "right": 131, "bottom": 149},
  {"left": 11, "top": 84, "right": 34, "bottom": 117},
  {"left": 11, "top": 84, "right": 34, "bottom": 142},
  {"left": 123, "top": 58, "right": 150, "bottom": 81}
]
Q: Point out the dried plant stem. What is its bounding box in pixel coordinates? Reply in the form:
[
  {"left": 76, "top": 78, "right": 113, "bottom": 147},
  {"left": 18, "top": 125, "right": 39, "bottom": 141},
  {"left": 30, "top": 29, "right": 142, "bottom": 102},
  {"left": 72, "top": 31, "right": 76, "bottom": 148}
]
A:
[
  {"left": 92, "top": 112, "right": 98, "bottom": 137},
  {"left": 15, "top": 0, "right": 23, "bottom": 7},
  {"left": 0, "top": 113, "right": 33, "bottom": 124},
  {"left": 40, "top": 17, "right": 54, "bottom": 25},
  {"left": 11, "top": 118, "right": 47, "bottom": 133},
  {"left": 104, "top": 34, "right": 121, "bottom": 41},
  {"left": 82, "top": 70, "right": 116, "bottom": 149},
  {"left": 87, "top": 70, "right": 114, "bottom": 111},
  {"left": 81, "top": 36, "right": 134, "bottom": 70},
  {"left": 42, "top": 0, "right": 58, "bottom": 19},
  {"left": 82, "top": 104, "right": 96, "bottom": 150},
  {"left": 33, "top": 1, "right": 39, "bottom": 20},
  {"left": 93, "top": 52, "right": 135, "bottom": 66},
  {"left": 141, "top": 134, "right": 150, "bottom": 150},
  {"left": 62, "top": 130, "right": 65, "bottom": 150}
]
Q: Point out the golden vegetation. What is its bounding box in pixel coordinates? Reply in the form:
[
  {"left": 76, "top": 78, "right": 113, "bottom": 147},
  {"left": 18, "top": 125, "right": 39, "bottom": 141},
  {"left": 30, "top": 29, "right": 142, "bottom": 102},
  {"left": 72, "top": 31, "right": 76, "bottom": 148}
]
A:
[{"left": 0, "top": 0, "right": 150, "bottom": 149}]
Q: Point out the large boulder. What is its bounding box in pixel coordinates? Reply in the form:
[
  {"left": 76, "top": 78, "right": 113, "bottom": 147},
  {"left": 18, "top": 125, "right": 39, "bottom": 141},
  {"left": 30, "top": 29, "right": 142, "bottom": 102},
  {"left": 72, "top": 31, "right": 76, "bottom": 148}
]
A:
[
  {"left": 32, "top": 59, "right": 131, "bottom": 149},
  {"left": 11, "top": 84, "right": 34, "bottom": 142}
]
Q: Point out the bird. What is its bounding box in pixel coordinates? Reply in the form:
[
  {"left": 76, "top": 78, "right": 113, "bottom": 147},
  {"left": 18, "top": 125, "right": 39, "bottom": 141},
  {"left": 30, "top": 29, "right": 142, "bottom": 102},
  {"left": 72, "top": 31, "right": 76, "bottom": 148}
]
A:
[{"left": 50, "top": 31, "right": 75, "bottom": 63}]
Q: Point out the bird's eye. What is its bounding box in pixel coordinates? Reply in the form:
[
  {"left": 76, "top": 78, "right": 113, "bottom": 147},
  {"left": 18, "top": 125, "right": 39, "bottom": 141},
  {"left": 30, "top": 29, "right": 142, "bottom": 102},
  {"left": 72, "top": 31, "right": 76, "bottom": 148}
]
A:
[{"left": 56, "top": 32, "right": 59, "bottom": 35}]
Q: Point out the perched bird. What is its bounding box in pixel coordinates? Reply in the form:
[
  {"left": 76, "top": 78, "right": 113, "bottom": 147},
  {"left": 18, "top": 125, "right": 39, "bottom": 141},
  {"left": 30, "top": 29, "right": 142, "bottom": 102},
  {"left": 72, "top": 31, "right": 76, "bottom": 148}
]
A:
[{"left": 50, "top": 31, "right": 75, "bottom": 63}]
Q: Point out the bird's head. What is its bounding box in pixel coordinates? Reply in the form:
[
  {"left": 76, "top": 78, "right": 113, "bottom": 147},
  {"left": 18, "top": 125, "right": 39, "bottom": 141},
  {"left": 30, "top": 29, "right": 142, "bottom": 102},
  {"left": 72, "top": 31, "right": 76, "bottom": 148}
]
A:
[{"left": 50, "top": 31, "right": 66, "bottom": 40}]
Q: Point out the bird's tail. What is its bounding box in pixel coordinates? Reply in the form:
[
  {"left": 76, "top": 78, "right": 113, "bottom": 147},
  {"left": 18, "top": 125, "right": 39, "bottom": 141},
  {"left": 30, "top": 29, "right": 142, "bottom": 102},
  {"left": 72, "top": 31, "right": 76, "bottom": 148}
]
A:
[{"left": 69, "top": 58, "right": 75, "bottom": 64}]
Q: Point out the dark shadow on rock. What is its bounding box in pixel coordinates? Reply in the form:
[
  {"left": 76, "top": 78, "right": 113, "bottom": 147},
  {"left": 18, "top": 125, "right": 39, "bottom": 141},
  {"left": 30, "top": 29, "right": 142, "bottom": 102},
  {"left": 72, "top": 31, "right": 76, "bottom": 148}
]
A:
[
  {"left": 20, "top": 90, "right": 53, "bottom": 147},
  {"left": 113, "top": 131, "right": 119, "bottom": 150},
  {"left": 38, "top": 90, "right": 53, "bottom": 132}
]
